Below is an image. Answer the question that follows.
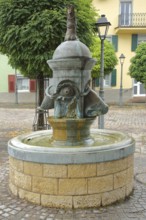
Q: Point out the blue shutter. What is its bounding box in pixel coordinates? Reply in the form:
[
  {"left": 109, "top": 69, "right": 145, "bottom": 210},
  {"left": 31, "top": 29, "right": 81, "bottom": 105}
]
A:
[
  {"left": 95, "top": 78, "right": 99, "bottom": 87},
  {"left": 112, "top": 35, "right": 118, "bottom": 52},
  {"left": 111, "top": 69, "right": 117, "bottom": 86},
  {"left": 131, "top": 34, "right": 138, "bottom": 51}
]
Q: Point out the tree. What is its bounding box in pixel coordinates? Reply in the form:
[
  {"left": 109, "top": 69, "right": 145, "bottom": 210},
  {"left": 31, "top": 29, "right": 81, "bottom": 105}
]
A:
[
  {"left": 90, "top": 37, "right": 118, "bottom": 88},
  {"left": 129, "top": 42, "right": 146, "bottom": 87},
  {"left": 0, "top": 0, "right": 97, "bottom": 128}
]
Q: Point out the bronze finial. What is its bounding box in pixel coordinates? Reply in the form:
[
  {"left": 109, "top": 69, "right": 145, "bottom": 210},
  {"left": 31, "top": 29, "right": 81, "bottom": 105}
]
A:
[{"left": 64, "top": 5, "right": 78, "bottom": 41}]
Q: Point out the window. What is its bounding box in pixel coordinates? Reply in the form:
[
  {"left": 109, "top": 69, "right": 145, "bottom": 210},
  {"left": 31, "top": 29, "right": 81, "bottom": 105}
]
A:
[
  {"left": 132, "top": 35, "right": 146, "bottom": 96},
  {"left": 96, "top": 70, "right": 117, "bottom": 87},
  {"left": 138, "top": 34, "right": 146, "bottom": 45},
  {"left": 120, "top": 1, "right": 132, "bottom": 26},
  {"left": 106, "top": 35, "right": 118, "bottom": 52},
  {"left": 17, "top": 74, "right": 29, "bottom": 92},
  {"left": 133, "top": 79, "right": 146, "bottom": 96},
  {"left": 106, "top": 36, "right": 112, "bottom": 43},
  {"left": 104, "top": 70, "right": 117, "bottom": 87},
  {"left": 104, "top": 74, "right": 111, "bottom": 87},
  {"left": 132, "top": 34, "right": 146, "bottom": 51}
]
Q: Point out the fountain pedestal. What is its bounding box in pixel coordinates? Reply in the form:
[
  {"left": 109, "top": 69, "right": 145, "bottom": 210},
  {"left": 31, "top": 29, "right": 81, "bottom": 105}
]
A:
[{"left": 8, "top": 129, "right": 135, "bottom": 209}]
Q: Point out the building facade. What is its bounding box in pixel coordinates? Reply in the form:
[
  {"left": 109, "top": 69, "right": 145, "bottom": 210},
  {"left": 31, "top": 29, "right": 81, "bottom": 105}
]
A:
[
  {"left": 1, "top": 0, "right": 146, "bottom": 98},
  {"left": 93, "top": 0, "right": 146, "bottom": 97},
  {"left": 0, "top": 54, "right": 36, "bottom": 93}
]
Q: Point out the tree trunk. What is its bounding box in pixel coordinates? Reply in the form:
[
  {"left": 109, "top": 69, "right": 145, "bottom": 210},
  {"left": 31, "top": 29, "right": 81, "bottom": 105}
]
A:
[{"left": 37, "top": 74, "right": 45, "bottom": 130}]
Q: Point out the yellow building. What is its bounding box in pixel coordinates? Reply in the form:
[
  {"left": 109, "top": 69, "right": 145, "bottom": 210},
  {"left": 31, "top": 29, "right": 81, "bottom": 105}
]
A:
[{"left": 93, "top": 0, "right": 146, "bottom": 97}]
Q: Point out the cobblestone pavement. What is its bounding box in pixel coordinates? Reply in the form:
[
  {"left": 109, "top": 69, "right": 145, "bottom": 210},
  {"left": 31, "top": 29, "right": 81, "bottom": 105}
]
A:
[{"left": 0, "top": 106, "right": 146, "bottom": 220}]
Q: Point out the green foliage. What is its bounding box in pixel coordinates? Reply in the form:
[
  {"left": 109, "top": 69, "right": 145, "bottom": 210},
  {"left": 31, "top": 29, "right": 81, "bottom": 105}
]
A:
[
  {"left": 0, "top": 0, "right": 97, "bottom": 78},
  {"left": 90, "top": 37, "right": 118, "bottom": 78},
  {"left": 129, "top": 42, "right": 146, "bottom": 87}
]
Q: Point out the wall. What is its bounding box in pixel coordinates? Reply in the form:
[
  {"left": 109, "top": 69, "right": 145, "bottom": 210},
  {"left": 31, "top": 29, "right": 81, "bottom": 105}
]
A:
[
  {"left": 117, "top": 34, "right": 133, "bottom": 89},
  {"left": 133, "top": 0, "right": 146, "bottom": 13},
  {"left": 92, "top": 0, "right": 142, "bottom": 90},
  {"left": 93, "top": 0, "right": 119, "bottom": 34},
  {"left": 0, "top": 54, "right": 15, "bottom": 92}
]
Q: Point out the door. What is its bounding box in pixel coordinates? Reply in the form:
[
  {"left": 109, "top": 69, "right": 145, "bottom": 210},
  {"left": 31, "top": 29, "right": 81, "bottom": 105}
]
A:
[{"left": 120, "top": 1, "right": 132, "bottom": 26}]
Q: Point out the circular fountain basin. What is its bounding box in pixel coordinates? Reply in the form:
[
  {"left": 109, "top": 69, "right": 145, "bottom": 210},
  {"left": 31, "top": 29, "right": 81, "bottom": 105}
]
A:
[
  {"left": 8, "top": 129, "right": 134, "bottom": 164},
  {"left": 8, "top": 129, "right": 135, "bottom": 209}
]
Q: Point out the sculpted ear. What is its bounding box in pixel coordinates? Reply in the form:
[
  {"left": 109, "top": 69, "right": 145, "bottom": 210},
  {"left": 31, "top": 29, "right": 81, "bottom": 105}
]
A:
[{"left": 84, "top": 89, "right": 108, "bottom": 117}]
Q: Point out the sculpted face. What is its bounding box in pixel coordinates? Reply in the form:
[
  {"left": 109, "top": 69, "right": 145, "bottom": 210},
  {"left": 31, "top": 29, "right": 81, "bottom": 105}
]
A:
[
  {"left": 60, "top": 87, "right": 75, "bottom": 97},
  {"left": 39, "top": 77, "right": 109, "bottom": 119}
]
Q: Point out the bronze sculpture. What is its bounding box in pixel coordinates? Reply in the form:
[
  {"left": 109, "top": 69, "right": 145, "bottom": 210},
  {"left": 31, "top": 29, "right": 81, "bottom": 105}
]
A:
[{"left": 39, "top": 5, "right": 108, "bottom": 119}]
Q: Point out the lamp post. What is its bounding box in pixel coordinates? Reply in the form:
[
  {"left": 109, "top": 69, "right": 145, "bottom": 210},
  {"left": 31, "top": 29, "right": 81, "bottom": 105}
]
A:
[
  {"left": 15, "top": 69, "right": 18, "bottom": 104},
  {"left": 95, "top": 15, "right": 111, "bottom": 129},
  {"left": 119, "top": 53, "right": 125, "bottom": 106}
]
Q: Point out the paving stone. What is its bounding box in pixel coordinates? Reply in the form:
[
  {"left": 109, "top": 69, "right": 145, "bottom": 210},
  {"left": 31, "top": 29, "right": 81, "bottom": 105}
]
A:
[
  {"left": 0, "top": 205, "right": 6, "bottom": 209},
  {"left": 2, "top": 213, "right": 10, "bottom": 217},
  {"left": 10, "top": 210, "right": 19, "bottom": 215}
]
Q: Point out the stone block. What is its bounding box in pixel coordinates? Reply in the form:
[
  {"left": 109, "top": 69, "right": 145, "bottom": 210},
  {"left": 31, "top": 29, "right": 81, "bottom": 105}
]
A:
[
  {"left": 68, "top": 164, "right": 96, "bottom": 178},
  {"left": 19, "top": 188, "right": 40, "bottom": 205},
  {"left": 24, "top": 162, "right": 43, "bottom": 176},
  {"left": 59, "top": 178, "right": 87, "bottom": 195},
  {"left": 88, "top": 175, "right": 113, "bottom": 194},
  {"left": 127, "top": 155, "right": 134, "bottom": 168},
  {"left": 14, "top": 170, "right": 32, "bottom": 191},
  {"left": 43, "top": 164, "right": 67, "bottom": 178},
  {"left": 41, "top": 195, "right": 72, "bottom": 208},
  {"left": 114, "top": 170, "right": 127, "bottom": 189},
  {"left": 32, "top": 176, "right": 58, "bottom": 194},
  {"left": 126, "top": 182, "right": 134, "bottom": 197},
  {"left": 9, "top": 182, "right": 18, "bottom": 196},
  {"left": 9, "top": 156, "right": 23, "bottom": 172},
  {"left": 102, "top": 186, "right": 126, "bottom": 206},
  {"left": 9, "top": 167, "right": 15, "bottom": 185},
  {"left": 126, "top": 167, "right": 134, "bottom": 184},
  {"left": 97, "top": 158, "right": 127, "bottom": 176},
  {"left": 73, "top": 194, "right": 101, "bottom": 208}
]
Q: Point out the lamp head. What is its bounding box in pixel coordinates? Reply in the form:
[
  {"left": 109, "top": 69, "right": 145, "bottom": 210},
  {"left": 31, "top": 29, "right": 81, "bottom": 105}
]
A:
[
  {"left": 119, "top": 53, "right": 125, "bottom": 64},
  {"left": 95, "top": 15, "right": 111, "bottom": 40}
]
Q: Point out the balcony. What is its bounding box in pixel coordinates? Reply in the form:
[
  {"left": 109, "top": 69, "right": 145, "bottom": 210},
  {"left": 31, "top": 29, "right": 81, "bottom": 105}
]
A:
[{"left": 115, "top": 13, "right": 146, "bottom": 34}]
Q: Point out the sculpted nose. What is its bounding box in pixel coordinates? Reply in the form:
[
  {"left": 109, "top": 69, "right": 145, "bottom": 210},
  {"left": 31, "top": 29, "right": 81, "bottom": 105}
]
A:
[{"left": 103, "top": 105, "right": 108, "bottom": 114}]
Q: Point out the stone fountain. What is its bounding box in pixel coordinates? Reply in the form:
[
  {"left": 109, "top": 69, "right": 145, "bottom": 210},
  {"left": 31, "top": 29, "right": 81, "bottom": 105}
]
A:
[{"left": 8, "top": 5, "right": 135, "bottom": 209}]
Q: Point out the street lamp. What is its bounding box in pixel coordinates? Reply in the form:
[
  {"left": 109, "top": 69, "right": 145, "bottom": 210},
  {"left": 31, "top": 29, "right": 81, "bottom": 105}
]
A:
[
  {"left": 119, "top": 53, "right": 125, "bottom": 106},
  {"left": 95, "top": 15, "right": 111, "bottom": 129},
  {"left": 15, "top": 69, "right": 18, "bottom": 104}
]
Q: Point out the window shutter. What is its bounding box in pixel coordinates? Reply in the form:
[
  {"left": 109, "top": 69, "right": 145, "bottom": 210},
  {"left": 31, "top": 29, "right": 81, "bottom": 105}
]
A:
[
  {"left": 112, "top": 35, "right": 118, "bottom": 52},
  {"left": 8, "top": 75, "right": 15, "bottom": 93},
  {"left": 95, "top": 78, "right": 99, "bottom": 87},
  {"left": 111, "top": 69, "right": 117, "bottom": 86},
  {"left": 131, "top": 34, "right": 138, "bottom": 51},
  {"left": 30, "top": 79, "right": 36, "bottom": 92}
]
